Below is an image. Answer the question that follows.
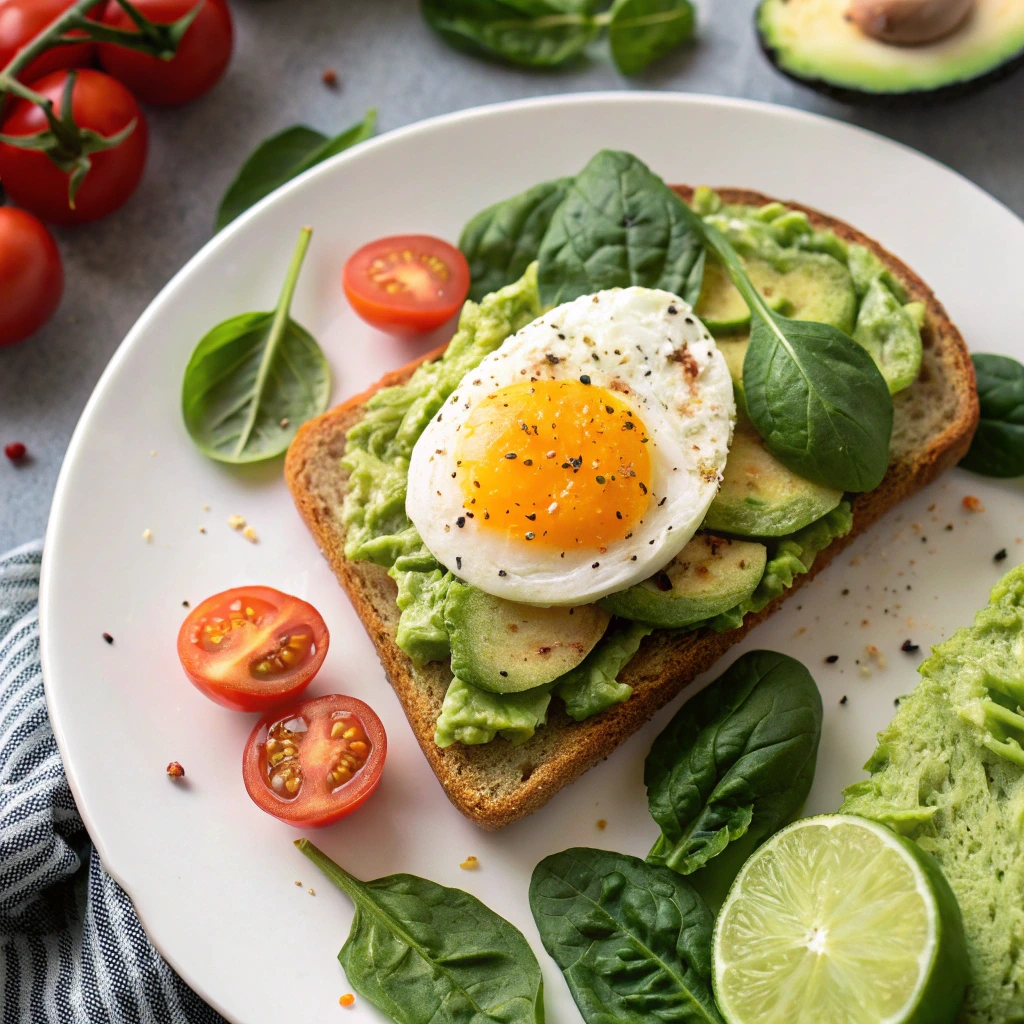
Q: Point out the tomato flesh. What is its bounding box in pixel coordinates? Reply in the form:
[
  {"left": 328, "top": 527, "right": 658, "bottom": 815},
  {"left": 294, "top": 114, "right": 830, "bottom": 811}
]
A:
[
  {"left": 99, "top": 0, "right": 234, "bottom": 107},
  {"left": 343, "top": 234, "right": 470, "bottom": 335},
  {"left": 0, "top": 69, "right": 148, "bottom": 225},
  {"left": 177, "top": 586, "right": 328, "bottom": 712},
  {"left": 243, "top": 694, "right": 386, "bottom": 828}
]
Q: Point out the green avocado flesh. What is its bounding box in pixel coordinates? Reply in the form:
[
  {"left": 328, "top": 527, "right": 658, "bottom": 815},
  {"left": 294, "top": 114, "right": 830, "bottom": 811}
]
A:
[
  {"left": 758, "top": 0, "right": 1024, "bottom": 97},
  {"left": 841, "top": 565, "right": 1024, "bottom": 1024},
  {"left": 445, "top": 581, "right": 611, "bottom": 694},
  {"left": 695, "top": 251, "right": 856, "bottom": 335},
  {"left": 704, "top": 417, "right": 844, "bottom": 537},
  {"left": 599, "top": 534, "right": 767, "bottom": 628}
]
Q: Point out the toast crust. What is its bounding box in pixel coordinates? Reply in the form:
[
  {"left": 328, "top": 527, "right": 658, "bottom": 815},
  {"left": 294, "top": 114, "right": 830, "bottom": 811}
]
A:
[{"left": 286, "top": 187, "right": 978, "bottom": 830}]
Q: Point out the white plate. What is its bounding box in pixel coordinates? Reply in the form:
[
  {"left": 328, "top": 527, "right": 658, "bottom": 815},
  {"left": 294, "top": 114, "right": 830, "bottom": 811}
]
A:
[{"left": 41, "top": 93, "right": 1024, "bottom": 1023}]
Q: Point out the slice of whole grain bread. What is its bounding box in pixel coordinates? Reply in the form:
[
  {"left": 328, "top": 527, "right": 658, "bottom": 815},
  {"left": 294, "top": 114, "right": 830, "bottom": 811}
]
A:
[{"left": 285, "top": 187, "right": 978, "bottom": 830}]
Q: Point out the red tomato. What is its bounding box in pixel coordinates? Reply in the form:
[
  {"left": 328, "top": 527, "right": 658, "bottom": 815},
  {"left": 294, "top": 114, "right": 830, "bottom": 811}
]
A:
[
  {"left": 242, "top": 694, "right": 386, "bottom": 828},
  {"left": 98, "top": 0, "right": 233, "bottom": 107},
  {"left": 0, "top": 69, "right": 147, "bottom": 225},
  {"left": 0, "top": 0, "right": 101, "bottom": 83},
  {"left": 0, "top": 208, "right": 63, "bottom": 346},
  {"left": 177, "top": 586, "right": 329, "bottom": 712},
  {"left": 343, "top": 235, "right": 471, "bottom": 335}
]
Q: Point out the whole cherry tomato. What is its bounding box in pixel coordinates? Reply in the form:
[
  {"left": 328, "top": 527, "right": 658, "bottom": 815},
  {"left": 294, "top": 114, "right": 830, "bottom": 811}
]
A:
[
  {"left": 177, "top": 586, "right": 329, "bottom": 712},
  {"left": 242, "top": 694, "right": 387, "bottom": 828},
  {"left": 0, "top": 207, "right": 63, "bottom": 346},
  {"left": 0, "top": 69, "right": 148, "bottom": 225},
  {"left": 0, "top": 0, "right": 101, "bottom": 84},
  {"left": 98, "top": 0, "right": 233, "bottom": 107},
  {"left": 343, "top": 234, "right": 471, "bottom": 335}
]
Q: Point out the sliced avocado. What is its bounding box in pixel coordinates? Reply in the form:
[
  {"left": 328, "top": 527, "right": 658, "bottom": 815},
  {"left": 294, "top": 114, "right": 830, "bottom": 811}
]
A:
[
  {"left": 695, "top": 253, "right": 855, "bottom": 336},
  {"left": 757, "top": 0, "right": 1024, "bottom": 99},
  {"left": 704, "top": 417, "right": 844, "bottom": 537},
  {"left": 445, "top": 581, "right": 611, "bottom": 694},
  {"left": 600, "top": 534, "right": 767, "bottom": 628},
  {"left": 718, "top": 336, "right": 749, "bottom": 412}
]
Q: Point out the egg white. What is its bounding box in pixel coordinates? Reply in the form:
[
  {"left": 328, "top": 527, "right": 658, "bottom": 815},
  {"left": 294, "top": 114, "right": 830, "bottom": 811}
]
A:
[{"left": 406, "top": 287, "right": 735, "bottom": 606}]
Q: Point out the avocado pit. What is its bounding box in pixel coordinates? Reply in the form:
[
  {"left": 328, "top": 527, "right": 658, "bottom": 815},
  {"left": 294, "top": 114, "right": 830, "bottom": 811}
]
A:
[{"left": 847, "top": 0, "right": 974, "bottom": 46}]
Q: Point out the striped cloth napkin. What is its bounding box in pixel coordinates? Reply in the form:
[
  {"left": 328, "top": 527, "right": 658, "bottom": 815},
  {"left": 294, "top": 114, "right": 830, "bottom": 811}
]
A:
[{"left": 0, "top": 541, "right": 223, "bottom": 1024}]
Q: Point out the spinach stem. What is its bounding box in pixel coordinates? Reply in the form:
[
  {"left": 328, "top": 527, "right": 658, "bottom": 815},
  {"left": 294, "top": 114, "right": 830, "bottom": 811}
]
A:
[{"left": 232, "top": 226, "right": 312, "bottom": 458}]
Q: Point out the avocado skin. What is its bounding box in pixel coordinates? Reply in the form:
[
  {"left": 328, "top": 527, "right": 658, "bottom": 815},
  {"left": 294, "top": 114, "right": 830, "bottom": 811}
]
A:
[{"left": 755, "top": 3, "right": 1024, "bottom": 104}]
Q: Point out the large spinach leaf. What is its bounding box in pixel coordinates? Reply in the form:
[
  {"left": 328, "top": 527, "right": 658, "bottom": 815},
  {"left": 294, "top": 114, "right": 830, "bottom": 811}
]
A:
[
  {"left": 182, "top": 227, "right": 330, "bottom": 463},
  {"left": 607, "top": 0, "right": 695, "bottom": 75},
  {"left": 530, "top": 847, "right": 722, "bottom": 1024},
  {"left": 422, "top": 0, "right": 599, "bottom": 67},
  {"left": 215, "top": 111, "right": 376, "bottom": 231},
  {"left": 538, "top": 150, "right": 704, "bottom": 308},
  {"left": 674, "top": 204, "right": 893, "bottom": 492},
  {"left": 959, "top": 353, "right": 1024, "bottom": 478},
  {"left": 645, "top": 650, "right": 822, "bottom": 879},
  {"left": 298, "top": 840, "right": 545, "bottom": 1024},
  {"left": 460, "top": 177, "right": 573, "bottom": 302}
]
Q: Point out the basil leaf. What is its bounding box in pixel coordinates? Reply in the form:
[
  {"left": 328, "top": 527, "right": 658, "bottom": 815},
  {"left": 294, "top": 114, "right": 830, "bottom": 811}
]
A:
[
  {"left": 645, "top": 650, "right": 822, "bottom": 880},
  {"left": 538, "top": 150, "right": 704, "bottom": 308},
  {"left": 607, "top": 0, "right": 695, "bottom": 75},
  {"left": 215, "top": 110, "right": 376, "bottom": 231},
  {"left": 422, "top": 0, "right": 599, "bottom": 68},
  {"left": 460, "top": 177, "right": 573, "bottom": 302},
  {"left": 960, "top": 353, "right": 1024, "bottom": 478},
  {"left": 182, "top": 228, "right": 329, "bottom": 464},
  {"left": 298, "top": 840, "right": 545, "bottom": 1024},
  {"left": 530, "top": 847, "right": 722, "bottom": 1024}
]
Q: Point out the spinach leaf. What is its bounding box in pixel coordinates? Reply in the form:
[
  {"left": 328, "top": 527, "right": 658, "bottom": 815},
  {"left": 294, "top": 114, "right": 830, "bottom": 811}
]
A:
[
  {"left": 538, "top": 150, "right": 704, "bottom": 309},
  {"left": 182, "top": 227, "right": 329, "bottom": 464},
  {"left": 422, "top": 0, "right": 599, "bottom": 68},
  {"left": 215, "top": 110, "right": 376, "bottom": 231},
  {"left": 607, "top": 0, "right": 695, "bottom": 75},
  {"left": 674, "top": 204, "right": 893, "bottom": 492},
  {"left": 645, "top": 650, "right": 822, "bottom": 879},
  {"left": 298, "top": 839, "right": 545, "bottom": 1024},
  {"left": 959, "top": 353, "right": 1024, "bottom": 478},
  {"left": 530, "top": 847, "right": 722, "bottom": 1024},
  {"left": 460, "top": 177, "right": 573, "bottom": 302}
]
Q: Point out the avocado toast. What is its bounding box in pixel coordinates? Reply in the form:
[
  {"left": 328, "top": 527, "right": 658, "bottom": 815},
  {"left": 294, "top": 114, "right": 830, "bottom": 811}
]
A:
[{"left": 286, "top": 182, "right": 977, "bottom": 830}]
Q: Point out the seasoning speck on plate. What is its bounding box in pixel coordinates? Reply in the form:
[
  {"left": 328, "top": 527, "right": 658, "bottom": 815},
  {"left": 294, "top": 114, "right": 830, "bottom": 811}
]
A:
[{"left": 166, "top": 761, "right": 185, "bottom": 778}]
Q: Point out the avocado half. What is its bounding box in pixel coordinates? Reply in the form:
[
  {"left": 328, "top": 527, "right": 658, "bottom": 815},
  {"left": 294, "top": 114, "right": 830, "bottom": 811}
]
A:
[{"left": 757, "top": 0, "right": 1024, "bottom": 101}]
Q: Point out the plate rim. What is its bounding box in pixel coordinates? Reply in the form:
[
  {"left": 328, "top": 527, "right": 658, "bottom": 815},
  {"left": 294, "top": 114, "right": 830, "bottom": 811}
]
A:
[{"left": 37, "top": 89, "right": 1023, "bottom": 1020}]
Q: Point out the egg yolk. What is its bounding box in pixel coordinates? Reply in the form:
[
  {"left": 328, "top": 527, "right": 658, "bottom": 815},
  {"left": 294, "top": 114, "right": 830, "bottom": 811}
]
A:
[{"left": 455, "top": 379, "right": 652, "bottom": 550}]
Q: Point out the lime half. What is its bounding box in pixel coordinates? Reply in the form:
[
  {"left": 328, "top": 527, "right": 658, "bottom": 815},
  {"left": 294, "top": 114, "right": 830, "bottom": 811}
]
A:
[{"left": 713, "top": 814, "right": 967, "bottom": 1024}]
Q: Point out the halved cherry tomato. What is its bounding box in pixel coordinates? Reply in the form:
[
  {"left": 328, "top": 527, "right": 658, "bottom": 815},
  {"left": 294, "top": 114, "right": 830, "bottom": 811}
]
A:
[
  {"left": 242, "top": 694, "right": 386, "bottom": 828},
  {"left": 343, "top": 234, "right": 470, "bottom": 335},
  {"left": 177, "top": 586, "right": 328, "bottom": 712}
]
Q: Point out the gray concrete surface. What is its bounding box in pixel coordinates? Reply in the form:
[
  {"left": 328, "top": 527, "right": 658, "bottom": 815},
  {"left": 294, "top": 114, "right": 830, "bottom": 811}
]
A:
[{"left": 2, "top": 0, "right": 1022, "bottom": 552}]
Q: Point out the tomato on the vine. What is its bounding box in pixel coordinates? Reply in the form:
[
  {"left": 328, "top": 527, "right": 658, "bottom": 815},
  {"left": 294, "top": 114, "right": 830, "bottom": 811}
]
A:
[
  {"left": 343, "top": 235, "right": 471, "bottom": 335},
  {"left": 177, "top": 586, "right": 329, "bottom": 712},
  {"left": 0, "top": 208, "right": 63, "bottom": 347},
  {"left": 99, "top": 0, "right": 233, "bottom": 107},
  {"left": 0, "top": 0, "right": 102, "bottom": 84},
  {"left": 0, "top": 69, "right": 148, "bottom": 225},
  {"left": 242, "top": 694, "right": 386, "bottom": 828}
]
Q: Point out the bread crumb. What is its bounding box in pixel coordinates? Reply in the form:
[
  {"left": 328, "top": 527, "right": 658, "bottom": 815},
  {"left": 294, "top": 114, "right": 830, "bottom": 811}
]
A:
[
  {"left": 294, "top": 880, "right": 302, "bottom": 886},
  {"left": 142, "top": 529, "right": 152, "bottom": 542},
  {"left": 149, "top": 450, "right": 157, "bottom": 457},
  {"left": 308, "top": 888, "right": 315, "bottom": 895},
  {"left": 596, "top": 819, "right": 607, "bottom": 830},
  {"left": 962, "top": 495, "right": 985, "bottom": 512},
  {"left": 460, "top": 856, "right": 479, "bottom": 870},
  {"left": 227, "top": 514, "right": 246, "bottom": 530},
  {"left": 198, "top": 526, "right": 206, "bottom": 534},
  {"left": 339, "top": 994, "right": 355, "bottom": 1008},
  {"left": 203, "top": 504, "right": 210, "bottom": 512},
  {"left": 242, "top": 525, "right": 259, "bottom": 543}
]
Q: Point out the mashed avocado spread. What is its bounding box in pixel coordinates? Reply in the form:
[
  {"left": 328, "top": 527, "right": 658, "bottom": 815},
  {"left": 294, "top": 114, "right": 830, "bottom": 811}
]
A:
[
  {"left": 842, "top": 566, "right": 1024, "bottom": 1024},
  {"left": 341, "top": 192, "right": 914, "bottom": 749}
]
